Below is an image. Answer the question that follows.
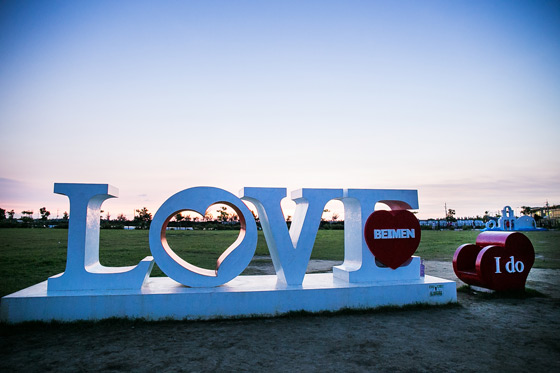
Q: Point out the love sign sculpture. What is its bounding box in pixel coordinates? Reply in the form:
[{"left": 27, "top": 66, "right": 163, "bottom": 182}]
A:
[
  {"left": 48, "top": 183, "right": 423, "bottom": 290},
  {"left": 453, "top": 231, "right": 535, "bottom": 291},
  {"left": 2, "top": 183, "right": 459, "bottom": 323}
]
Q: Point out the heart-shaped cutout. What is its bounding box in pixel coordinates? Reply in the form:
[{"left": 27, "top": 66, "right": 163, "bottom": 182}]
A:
[
  {"left": 476, "top": 232, "right": 535, "bottom": 291},
  {"left": 364, "top": 210, "right": 421, "bottom": 269}
]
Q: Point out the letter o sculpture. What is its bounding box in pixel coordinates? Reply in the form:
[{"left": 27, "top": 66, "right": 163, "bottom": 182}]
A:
[{"left": 149, "top": 187, "right": 257, "bottom": 287}]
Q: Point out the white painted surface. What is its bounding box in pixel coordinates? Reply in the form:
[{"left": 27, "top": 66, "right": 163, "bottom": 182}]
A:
[
  {"left": 149, "top": 187, "right": 258, "bottom": 287},
  {"left": 241, "top": 187, "right": 343, "bottom": 286},
  {"left": 48, "top": 183, "right": 154, "bottom": 291},
  {"left": 334, "top": 189, "right": 419, "bottom": 283},
  {"left": 1, "top": 274, "right": 456, "bottom": 323}
]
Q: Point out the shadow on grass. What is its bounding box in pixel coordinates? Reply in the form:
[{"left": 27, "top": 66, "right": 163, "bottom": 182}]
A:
[
  {"left": 0, "top": 301, "right": 460, "bottom": 332},
  {"left": 280, "top": 301, "right": 460, "bottom": 319},
  {"left": 457, "top": 285, "right": 548, "bottom": 299}
]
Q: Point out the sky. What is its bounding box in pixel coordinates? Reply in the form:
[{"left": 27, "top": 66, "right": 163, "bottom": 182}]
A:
[{"left": 1, "top": 0, "right": 559, "bottom": 220}]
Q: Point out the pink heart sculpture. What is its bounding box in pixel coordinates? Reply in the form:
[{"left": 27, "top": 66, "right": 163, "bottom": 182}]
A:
[{"left": 364, "top": 210, "right": 421, "bottom": 269}]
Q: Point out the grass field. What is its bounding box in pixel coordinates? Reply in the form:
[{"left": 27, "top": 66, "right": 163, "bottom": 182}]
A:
[{"left": 1, "top": 228, "right": 558, "bottom": 297}]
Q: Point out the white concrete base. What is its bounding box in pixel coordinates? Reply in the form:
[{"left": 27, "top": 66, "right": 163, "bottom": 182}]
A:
[{"left": 1, "top": 274, "right": 457, "bottom": 323}]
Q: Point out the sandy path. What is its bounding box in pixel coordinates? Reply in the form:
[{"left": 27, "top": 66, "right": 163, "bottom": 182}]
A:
[{"left": 1, "top": 261, "right": 559, "bottom": 372}]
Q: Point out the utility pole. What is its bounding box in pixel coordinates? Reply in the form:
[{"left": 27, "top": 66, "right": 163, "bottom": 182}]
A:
[{"left": 444, "top": 202, "right": 447, "bottom": 219}]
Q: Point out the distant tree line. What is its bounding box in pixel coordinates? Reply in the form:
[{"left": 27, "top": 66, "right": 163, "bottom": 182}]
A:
[
  {"left": 0, "top": 207, "right": 58, "bottom": 228},
  {"left": 0, "top": 206, "right": 346, "bottom": 230}
]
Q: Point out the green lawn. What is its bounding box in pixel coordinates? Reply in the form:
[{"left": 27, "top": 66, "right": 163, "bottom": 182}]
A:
[{"left": 0, "top": 228, "right": 558, "bottom": 297}]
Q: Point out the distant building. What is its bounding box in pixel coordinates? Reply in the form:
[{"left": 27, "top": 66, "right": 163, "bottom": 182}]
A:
[
  {"left": 529, "top": 203, "right": 560, "bottom": 228},
  {"left": 419, "top": 219, "right": 484, "bottom": 229}
]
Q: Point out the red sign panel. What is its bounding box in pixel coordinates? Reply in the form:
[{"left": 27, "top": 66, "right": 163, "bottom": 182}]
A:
[{"left": 364, "top": 210, "right": 421, "bottom": 269}]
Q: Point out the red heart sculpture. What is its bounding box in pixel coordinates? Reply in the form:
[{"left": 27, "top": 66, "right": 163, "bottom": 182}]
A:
[
  {"left": 453, "top": 232, "right": 535, "bottom": 291},
  {"left": 476, "top": 232, "right": 535, "bottom": 291},
  {"left": 364, "top": 210, "right": 421, "bottom": 269}
]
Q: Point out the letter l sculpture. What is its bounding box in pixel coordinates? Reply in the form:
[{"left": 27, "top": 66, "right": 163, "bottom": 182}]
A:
[{"left": 47, "top": 183, "right": 154, "bottom": 291}]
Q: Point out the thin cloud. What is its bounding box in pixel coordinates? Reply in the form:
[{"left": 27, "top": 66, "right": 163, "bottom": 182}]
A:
[
  {"left": 420, "top": 175, "right": 560, "bottom": 197},
  {"left": 0, "top": 178, "right": 27, "bottom": 200}
]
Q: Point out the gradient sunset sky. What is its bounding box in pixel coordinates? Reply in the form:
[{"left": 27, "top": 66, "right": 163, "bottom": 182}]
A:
[{"left": 1, "top": 0, "right": 559, "bottom": 220}]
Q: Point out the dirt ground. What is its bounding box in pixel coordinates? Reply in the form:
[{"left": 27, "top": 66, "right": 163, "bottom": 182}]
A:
[{"left": 1, "top": 260, "right": 559, "bottom": 372}]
